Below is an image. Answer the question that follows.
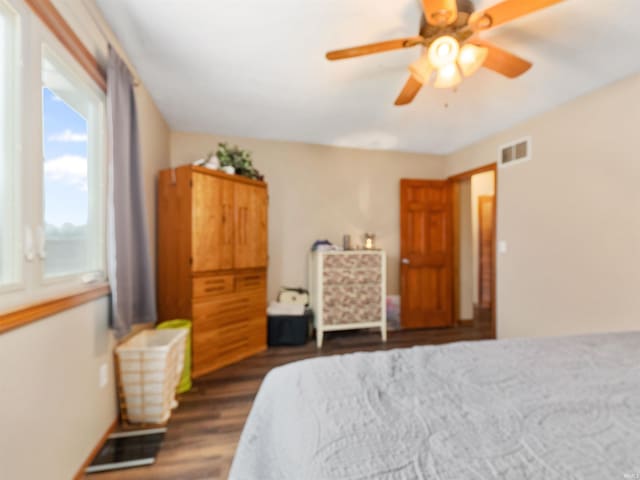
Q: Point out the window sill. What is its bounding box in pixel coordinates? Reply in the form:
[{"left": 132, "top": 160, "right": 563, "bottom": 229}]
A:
[{"left": 0, "top": 283, "right": 111, "bottom": 335}]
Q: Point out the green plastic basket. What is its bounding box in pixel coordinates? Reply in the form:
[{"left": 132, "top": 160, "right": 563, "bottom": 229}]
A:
[{"left": 156, "top": 319, "right": 192, "bottom": 393}]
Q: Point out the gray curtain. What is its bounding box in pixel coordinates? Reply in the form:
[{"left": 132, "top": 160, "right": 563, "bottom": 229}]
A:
[{"left": 106, "top": 45, "right": 156, "bottom": 337}]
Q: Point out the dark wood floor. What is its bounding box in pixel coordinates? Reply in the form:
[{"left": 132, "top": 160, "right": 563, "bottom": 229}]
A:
[{"left": 88, "top": 321, "right": 493, "bottom": 480}]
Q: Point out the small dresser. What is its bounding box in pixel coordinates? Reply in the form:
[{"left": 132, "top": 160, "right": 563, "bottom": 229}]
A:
[{"left": 309, "top": 251, "right": 387, "bottom": 347}]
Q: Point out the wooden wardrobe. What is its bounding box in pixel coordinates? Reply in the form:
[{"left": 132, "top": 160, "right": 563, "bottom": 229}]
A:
[{"left": 157, "top": 165, "right": 268, "bottom": 377}]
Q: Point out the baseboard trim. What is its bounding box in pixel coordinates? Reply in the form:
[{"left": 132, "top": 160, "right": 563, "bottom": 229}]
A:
[
  {"left": 73, "top": 417, "right": 119, "bottom": 480},
  {"left": 458, "top": 318, "right": 474, "bottom": 326}
]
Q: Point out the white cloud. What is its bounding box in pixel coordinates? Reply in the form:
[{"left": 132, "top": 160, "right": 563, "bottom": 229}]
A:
[
  {"left": 44, "top": 155, "right": 88, "bottom": 191},
  {"left": 48, "top": 129, "right": 88, "bottom": 143}
]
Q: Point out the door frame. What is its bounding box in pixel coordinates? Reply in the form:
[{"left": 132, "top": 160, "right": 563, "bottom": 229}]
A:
[
  {"left": 448, "top": 163, "right": 497, "bottom": 338},
  {"left": 478, "top": 195, "right": 495, "bottom": 309}
]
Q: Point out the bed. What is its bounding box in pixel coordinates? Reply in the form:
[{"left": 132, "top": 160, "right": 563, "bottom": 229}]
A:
[{"left": 229, "top": 333, "right": 640, "bottom": 479}]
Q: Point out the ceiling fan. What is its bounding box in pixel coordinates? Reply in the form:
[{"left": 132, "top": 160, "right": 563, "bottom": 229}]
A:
[{"left": 326, "top": 0, "right": 565, "bottom": 105}]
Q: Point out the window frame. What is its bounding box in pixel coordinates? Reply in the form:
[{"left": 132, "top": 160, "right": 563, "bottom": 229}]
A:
[
  {"left": 0, "top": 0, "right": 108, "bottom": 314},
  {"left": 0, "top": 0, "right": 23, "bottom": 294},
  {"left": 38, "top": 43, "right": 107, "bottom": 286}
]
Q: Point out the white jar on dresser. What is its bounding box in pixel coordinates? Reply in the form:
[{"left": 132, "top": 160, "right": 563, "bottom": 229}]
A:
[{"left": 309, "top": 250, "right": 387, "bottom": 348}]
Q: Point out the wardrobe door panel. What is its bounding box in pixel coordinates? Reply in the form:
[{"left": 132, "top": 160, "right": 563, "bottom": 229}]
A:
[
  {"left": 254, "top": 186, "right": 268, "bottom": 267},
  {"left": 234, "top": 183, "right": 268, "bottom": 269},
  {"left": 192, "top": 173, "right": 234, "bottom": 272}
]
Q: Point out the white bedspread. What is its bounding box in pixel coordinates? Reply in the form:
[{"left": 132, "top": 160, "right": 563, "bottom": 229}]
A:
[{"left": 230, "top": 333, "right": 640, "bottom": 479}]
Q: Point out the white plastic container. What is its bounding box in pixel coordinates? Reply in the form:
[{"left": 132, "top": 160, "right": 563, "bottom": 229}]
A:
[{"left": 115, "top": 328, "right": 188, "bottom": 424}]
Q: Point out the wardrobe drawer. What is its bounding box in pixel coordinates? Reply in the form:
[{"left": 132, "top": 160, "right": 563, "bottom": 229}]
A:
[
  {"left": 193, "top": 336, "right": 248, "bottom": 376},
  {"left": 193, "top": 319, "right": 247, "bottom": 350},
  {"left": 235, "top": 272, "right": 266, "bottom": 292},
  {"left": 191, "top": 287, "right": 267, "bottom": 377},
  {"left": 193, "top": 294, "right": 252, "bottom": 329},
  {"left": 193, "top": 275, "right": 234, "bottom": 299}
]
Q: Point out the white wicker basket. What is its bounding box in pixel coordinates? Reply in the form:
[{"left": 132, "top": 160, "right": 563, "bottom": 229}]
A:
[{"left": 115, "top": 328, "right": 188, "bottom": 424}]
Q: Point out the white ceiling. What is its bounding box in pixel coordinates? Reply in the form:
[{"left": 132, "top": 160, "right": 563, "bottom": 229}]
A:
[{"left": 96, "top": 0, "right": 640, "bottom": 155}]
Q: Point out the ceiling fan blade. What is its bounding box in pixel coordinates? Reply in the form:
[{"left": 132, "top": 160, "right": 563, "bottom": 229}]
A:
[
  {"left": 395, "top": 76, "right": 423, "bottom": 106},
  {"left": 469, "top": 0, "right": 565, "bottom": 31},
  {"left": 472, "top": 39, "right": 532, "bottom": 78},
  {"left": 422, "top": 0, "right": 458, "bottom": 26},
  {"left": 326, "top": 37, "right": 423, "bottom": 61}
]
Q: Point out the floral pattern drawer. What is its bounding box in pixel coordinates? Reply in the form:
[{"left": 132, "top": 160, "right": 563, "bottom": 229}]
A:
[
  {"left": 323, "top": 253, "right": 381, "bottom": 270},
  {"left": 322, "top": 285, "right": 382, "bottom": 325},
  {"left": 322, "top": 268, "right": 382, "bottom": 286}
]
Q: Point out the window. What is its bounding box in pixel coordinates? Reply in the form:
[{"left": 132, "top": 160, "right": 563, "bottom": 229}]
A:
[
  {"left": 0, "top": 3, "right": 106, "bottom": 312},
  {"left": 41, "top": 49, "right": 105, "bottom": 280},
  {"left": 0, "top": 0, "right": 19, "bottom": 289}
]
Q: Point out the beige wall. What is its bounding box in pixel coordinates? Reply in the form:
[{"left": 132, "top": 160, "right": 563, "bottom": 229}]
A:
[
  {"left": 136, "top": 86, "right": 172, "bottom": 276},
  {"left": 0, "top": 299, "right": 115, "bottom": 480},
  {"left": 447, "top": 73, "right": 640, "bottom": 339},
  {"left": 170, "top": 132, "right": 445, "bottom": 299},
  {"left": 458, "top": 180, "right": 474, "bottom": 320},
  {"left": 470, "top": 171, "right": 495, "bottom": 305}
]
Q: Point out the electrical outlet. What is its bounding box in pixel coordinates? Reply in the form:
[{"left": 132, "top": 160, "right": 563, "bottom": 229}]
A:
[
  {"left": 99, "top": 363, "right": 108, "bottom": 388},
  {"left": 498, "top": 240, "right": 508, "bottom": 254}
]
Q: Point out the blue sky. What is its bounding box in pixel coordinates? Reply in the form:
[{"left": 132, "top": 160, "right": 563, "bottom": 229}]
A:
[{"left": 42, "top": 87, "right": 88, "bottom": 227}]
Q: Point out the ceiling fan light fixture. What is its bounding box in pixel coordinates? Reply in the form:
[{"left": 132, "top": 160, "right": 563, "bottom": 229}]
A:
[
  {"left": 458, "top": 44, "right": 489, "bottom": 77},
  {"left": 326, "top": 0, "right": 556, "bottom": 105},
  {"left": 428, "top": 35, "right": 460, "bottom": 69},
  {"left": 409, "top": 54, "right": 433, "bottom": 85},
  {"left": 434, "top": 63, "right": 462, "bottom": 89}
]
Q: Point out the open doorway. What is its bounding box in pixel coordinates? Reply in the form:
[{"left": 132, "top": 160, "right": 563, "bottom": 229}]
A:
[{"left": 450, "top": 165, "right": 496, "bottom": 337}]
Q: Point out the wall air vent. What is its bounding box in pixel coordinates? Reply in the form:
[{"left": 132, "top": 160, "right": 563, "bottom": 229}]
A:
[{"left": 498, "top": 137, "right": 531, "bottom": 167}]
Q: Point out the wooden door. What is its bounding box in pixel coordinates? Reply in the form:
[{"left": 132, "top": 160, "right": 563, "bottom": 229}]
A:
[
  {"left": 400, "top": 179, "right": 453, "bottom": 329},
  {"left": 234, "top": 183, "right": 268, "bottom": 269},
  {"left": 478, "top": 195, "right": 495, "bottom": 309},
  {"left": 191, "top": 172, "right": 234, "bottom": 272}
]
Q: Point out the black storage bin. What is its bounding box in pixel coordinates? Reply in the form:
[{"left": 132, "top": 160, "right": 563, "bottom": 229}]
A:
[{"left": 268, "top": 310, "right": 313, "bottom": 346}]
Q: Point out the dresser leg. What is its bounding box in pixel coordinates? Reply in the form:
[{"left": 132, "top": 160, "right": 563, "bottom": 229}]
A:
[
  {"left": 381, "top": 326, "right": 387, "bottom": 343},
  {"left": 316, "top": 330, "right": 324, "bottom": 348}
]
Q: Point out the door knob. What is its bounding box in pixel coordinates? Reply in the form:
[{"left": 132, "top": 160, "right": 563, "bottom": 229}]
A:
[{"left": 401, "top": 258, "right": 410, "bottom": 265}]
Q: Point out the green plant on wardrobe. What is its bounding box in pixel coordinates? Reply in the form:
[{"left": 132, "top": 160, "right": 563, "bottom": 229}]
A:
[{"left": 214, "top": 142, "right": 263, "bottom": 180}]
